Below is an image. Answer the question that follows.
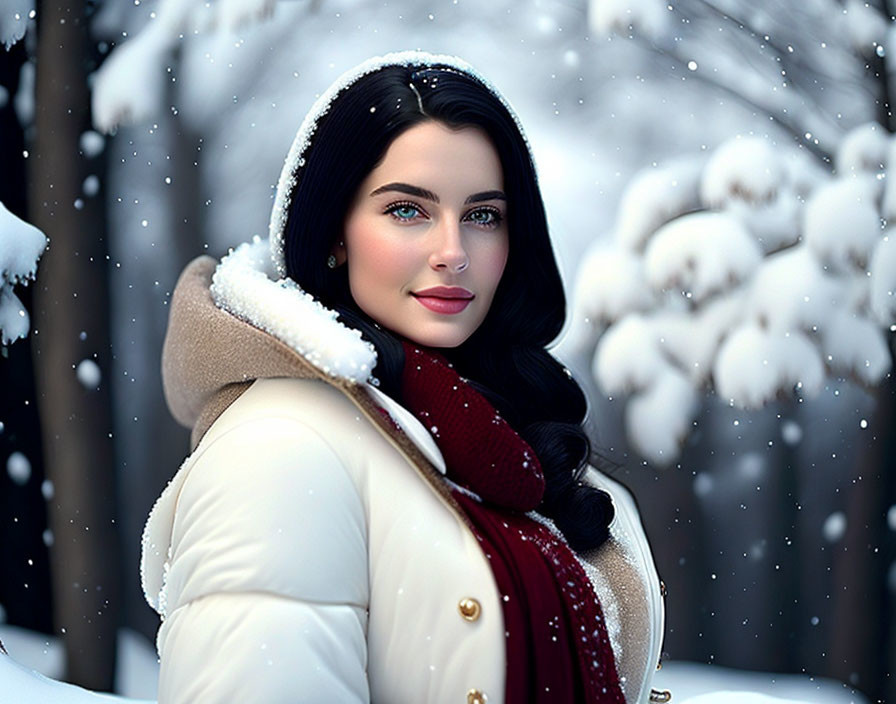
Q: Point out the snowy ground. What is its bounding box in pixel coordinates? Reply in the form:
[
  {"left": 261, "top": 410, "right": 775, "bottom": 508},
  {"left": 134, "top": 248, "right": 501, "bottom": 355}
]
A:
[{"left": 0, "top": 623, "right": 868, "bottom": 704}]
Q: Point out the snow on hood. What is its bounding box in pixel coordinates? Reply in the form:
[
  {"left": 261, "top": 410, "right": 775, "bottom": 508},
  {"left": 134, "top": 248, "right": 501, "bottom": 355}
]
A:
[{"left": 211, "top": 236, "right": 376, "bottom": 384}]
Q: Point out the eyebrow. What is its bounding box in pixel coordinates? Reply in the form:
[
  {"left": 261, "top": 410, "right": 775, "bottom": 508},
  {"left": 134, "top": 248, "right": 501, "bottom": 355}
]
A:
[{"left": 369, "top": 182, "right": 506, "bottom": 204}]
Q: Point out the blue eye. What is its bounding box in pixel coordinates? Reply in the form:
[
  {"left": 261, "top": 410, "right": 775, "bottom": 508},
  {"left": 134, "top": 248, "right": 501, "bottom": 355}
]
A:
[
  {"left": 464, "top": 207, "right": 503, "bottom": 228},
  {"left": 385, "top": 202, "right": 423, "bottom": 221}
]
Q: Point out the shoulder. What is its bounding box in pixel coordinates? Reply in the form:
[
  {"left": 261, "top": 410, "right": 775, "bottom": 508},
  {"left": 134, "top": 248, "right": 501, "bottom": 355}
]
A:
[
  {"left": 142, "top": 378, "right": 375, "bottom": 617},
  {"left": 204, "top": 377, "right": 369, "bottom": 444}
]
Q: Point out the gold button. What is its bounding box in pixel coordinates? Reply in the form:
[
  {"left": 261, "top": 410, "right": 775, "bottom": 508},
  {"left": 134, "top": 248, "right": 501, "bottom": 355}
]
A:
[
  {"left": 458, "top": 597, "right": 481, "bottom": 621},
  {"left": 467, "top": 689, "right": 488, "bottom": 704}
]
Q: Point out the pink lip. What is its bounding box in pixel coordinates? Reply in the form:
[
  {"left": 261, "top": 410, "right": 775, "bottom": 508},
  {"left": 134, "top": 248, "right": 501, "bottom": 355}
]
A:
[{"left": 412, "top": 286, "right": 475, "bottom": 315}]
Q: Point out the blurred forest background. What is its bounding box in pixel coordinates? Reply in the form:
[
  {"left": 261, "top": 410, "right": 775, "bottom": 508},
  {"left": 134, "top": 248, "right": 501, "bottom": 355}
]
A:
[{"left": 0, "top": 0, "right": 893, "bottom": 701}]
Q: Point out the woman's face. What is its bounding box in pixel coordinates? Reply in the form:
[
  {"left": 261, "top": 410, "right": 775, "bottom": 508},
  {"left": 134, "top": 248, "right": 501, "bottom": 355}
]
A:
[{"left": 339, "top": 120, "right": 509, "bottom": 348}]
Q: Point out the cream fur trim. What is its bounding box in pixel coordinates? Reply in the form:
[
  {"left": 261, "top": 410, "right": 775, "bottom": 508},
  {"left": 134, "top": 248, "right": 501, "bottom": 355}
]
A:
[{"left": 210, "top": 236, "right": 376, "bottom": 384}]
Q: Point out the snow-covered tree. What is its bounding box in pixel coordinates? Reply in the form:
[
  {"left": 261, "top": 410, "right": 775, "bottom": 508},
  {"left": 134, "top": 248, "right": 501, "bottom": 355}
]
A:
[
  {"left": 0, "top": 0, "right": 34, "bottom": 49},
  {"left": 575, "top": 0, "right": 896, "bottom": 464},
  {"left": 0, "top": 201, "right": 46, "bottom": 346},
  {"left": 574, "top": 129, "right": 895, "bottom": 463},
  {"left": 91, "top": 0, "right": 283, "bottom": 134}
]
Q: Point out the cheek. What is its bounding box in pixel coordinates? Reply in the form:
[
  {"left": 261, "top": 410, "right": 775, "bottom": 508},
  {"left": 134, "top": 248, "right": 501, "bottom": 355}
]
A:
[
  {"left": 345, "top": 217, "right": 415, "bottom": 296},
  {"left": 351, "top": 231, "right": 394, "bottom": 270},
  {"left": 479, "top": 237, "right": 510, "bottom": 289}
]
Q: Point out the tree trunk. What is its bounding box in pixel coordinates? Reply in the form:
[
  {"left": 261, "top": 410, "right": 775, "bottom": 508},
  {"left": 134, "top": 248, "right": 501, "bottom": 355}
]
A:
[{"left": 29, "top": 0, "right": 120, "bottom": 691}]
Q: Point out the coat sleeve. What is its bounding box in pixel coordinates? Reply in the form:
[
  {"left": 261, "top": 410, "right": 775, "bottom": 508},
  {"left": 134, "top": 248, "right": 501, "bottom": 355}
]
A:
[
  {"left": 580, "top": 466, "right": 664, "bottom": 704},
  {"left": 156, "top": 416, "right": 370, "bottom": 704}
]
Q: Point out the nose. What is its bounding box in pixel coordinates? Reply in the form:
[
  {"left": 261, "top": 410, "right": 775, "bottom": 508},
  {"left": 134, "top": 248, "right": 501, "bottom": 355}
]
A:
[{"left": 428, "top": 220, "right": 469, "bottom": 273}]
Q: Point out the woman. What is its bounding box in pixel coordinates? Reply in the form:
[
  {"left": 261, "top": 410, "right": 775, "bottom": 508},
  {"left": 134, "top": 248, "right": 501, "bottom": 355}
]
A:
[{"left": 141, "top": 51, "right": 667, "bottom": 703}]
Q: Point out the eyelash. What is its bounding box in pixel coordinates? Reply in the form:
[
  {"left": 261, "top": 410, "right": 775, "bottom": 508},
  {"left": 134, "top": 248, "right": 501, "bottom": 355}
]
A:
[{"left": 382, "top": 201, "right": 504, "bottom": 229}]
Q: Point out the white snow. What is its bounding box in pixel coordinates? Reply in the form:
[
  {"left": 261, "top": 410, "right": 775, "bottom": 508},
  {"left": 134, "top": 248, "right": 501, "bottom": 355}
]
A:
[
  {"left": 593, "top": 313, "right": 664, "bottom": 393},
  {"left": 820, "top": 311, "right": 891, "bottom": 384},
  {"left": 652, "top": 657, "right": 868, "bottom": 702},
  {"left": 6, "top": 451, "right": 31, "bottom": 485},
  {"left": 835, "top": 122, "right": 888, "bottom": 175},
  {"left": 781, "top": 420, "right": 803, "bottom": 446},
  {"left": 91, "top": 22, "right": 173, "bottom": 134},
  {"left": 0, "top": 200, "right": 48, "bottom": 345},
  {"left": 803, "top": 178, "right": 881, "bottom": 272},
  {"left": 14, "top": 59, "right": 34, "bottom": 127},
  {"left": 700, "top": 137, "right": 785, "bottom": 209},
  {"left": 882, "top": 139, "right": 896, "bottom": 219},
  {"left": 746, "top": 246, "right": 840, "bottom": 334},
  {"left": 738, "top": 453, "right": 765, "bottom": 481},
  {"left": 76, "top": 359, "right": 102, "bottom": 389},
  {"left": 625, "top": 366, "right": 699, "bottom": 466},
  {"left": 887, "top": 504, "right": 896, "bottom": 531},
  {"left": 869, "top": 234, "right": 896, "bottom": 325},
  {"left": 0, "top": 203, "right": 45, "bottom": 282},
  {"left": 210, "top": 237, "right": 376, "bottom": 384},
  {"left": 573, "top": 244, "right": 653, "bottom": 326},
  {"left": 80, "top": 131, "right": 106, "bottom": 159},
  {"left": 588, "top": 0, "right": 670, "bottom": 42},
  {"left": 644, "top": 212, "right": 762, "bottom": 303},
  {"left": 41, "top": 479, "right": 53, "bottom": 500},
  {"left": 724, "top": 190, "right": 802, "bottom": 254},
  {"left": 783, "top": 147, "right": 830, "bottom": 200},
  {"left": 0, "top": 624, "right": 157, "bottom": 702},
  {"left": 713, "top": 326, "right": 823, "bottom": 409},
  {"left": 694, "top": 472, "right": 714, "bottom": 497},
  {"left": 822, "top": 511, "right": 847, "bottom": 543},
  {"left": 0, "top": 287, "right": 29, "bottom": 345},
  {"left": 83, "top": 175, "right": 100, "bottom": 197},
  {"left": 614, "top": 160, "right": 703, "bottom": 252},
  {"left": 679, "top": 694, "right": 821, "bottom": 704},
  {"left": 653, "top": 291, "right": 744, "bottom": 383},
  {"left": 0, "top": 0, "right": 31, "bottom": 49},
  {"left": 42, "top": 528, "right": 53, "bottom": 547}
]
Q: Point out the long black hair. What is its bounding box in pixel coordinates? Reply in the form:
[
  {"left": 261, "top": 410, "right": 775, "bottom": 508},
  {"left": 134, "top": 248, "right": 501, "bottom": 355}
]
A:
[{"left": 284, "top": 61, "right": 613, "bottom": 551}]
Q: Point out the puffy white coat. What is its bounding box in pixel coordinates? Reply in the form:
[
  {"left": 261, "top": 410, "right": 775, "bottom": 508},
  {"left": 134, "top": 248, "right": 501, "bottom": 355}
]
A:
[{"left": 141, "top": 240, "right": 665, "bottom": 703}]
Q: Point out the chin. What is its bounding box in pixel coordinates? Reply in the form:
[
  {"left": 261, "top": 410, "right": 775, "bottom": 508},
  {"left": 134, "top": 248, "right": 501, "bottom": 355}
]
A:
[{"left": 405, "top": 324, "right": 476, "bottom": 350}]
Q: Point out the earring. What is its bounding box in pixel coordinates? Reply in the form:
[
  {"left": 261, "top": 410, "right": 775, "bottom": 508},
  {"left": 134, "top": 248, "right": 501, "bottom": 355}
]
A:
[{"left": 327, "top": 254, "right": 338, "bottom": 269}]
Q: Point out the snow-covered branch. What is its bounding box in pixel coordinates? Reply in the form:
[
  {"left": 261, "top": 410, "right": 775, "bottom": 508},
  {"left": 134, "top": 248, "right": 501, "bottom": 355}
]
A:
[
  {"left": 0, "top": 202, "right": 47, "bottom": 345},
  {"left": 0, "top": 0, "right": 33, "bottom": 49},
  {"left": 573, "top": 126, "right": 896, "bottom": 465},
  {"left": 92, "top": 0, "right": 278, "bottom": 133}
]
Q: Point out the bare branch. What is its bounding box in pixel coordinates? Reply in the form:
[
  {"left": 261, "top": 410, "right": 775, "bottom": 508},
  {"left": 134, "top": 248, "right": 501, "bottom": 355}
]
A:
[{"left": 630, "top": 33, "right": 835, "bottom": 162}]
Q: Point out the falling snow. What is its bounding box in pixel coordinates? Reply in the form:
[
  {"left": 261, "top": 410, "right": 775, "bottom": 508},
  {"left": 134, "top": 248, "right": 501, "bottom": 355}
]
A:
[
  {"left": 6, "top": 451, "right": 31, "bottom": 486},
  {"left": 780, "top": 420, "right": 803, "bottom": 446},
  {"left": 822, "top": 512, "right": 847, "bottom": 543},
  {"left": 76, "top": 359, "right": 102, "bottom": 389}
]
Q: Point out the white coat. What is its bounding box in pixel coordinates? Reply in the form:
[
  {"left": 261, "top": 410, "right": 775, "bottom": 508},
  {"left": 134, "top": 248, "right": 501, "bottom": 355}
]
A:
[{"left": 140, "top": 238, "right": 667, "bottom": 703}]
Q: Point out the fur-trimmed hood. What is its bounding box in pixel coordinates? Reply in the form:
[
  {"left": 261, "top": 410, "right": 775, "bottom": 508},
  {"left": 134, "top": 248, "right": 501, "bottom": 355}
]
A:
[{"left": 161, "top": 236, "right": 445, "bottom": 473}]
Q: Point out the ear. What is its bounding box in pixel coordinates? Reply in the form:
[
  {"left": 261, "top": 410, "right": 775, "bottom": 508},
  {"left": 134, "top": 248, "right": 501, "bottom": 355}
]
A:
[{"left": 330, "top": 240, "right": 347, "bottom": 266}]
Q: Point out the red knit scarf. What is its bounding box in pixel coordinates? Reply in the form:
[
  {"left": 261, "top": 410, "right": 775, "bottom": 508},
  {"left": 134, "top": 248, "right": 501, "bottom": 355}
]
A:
[{"left": 400, "top": 342, "right": 624, "bottom": 704}]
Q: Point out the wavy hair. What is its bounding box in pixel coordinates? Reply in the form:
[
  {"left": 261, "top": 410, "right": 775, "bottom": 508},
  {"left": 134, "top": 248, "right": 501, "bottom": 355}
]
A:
[{"left": 284, "top": 63, "right": 613, "bottom": 551}]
